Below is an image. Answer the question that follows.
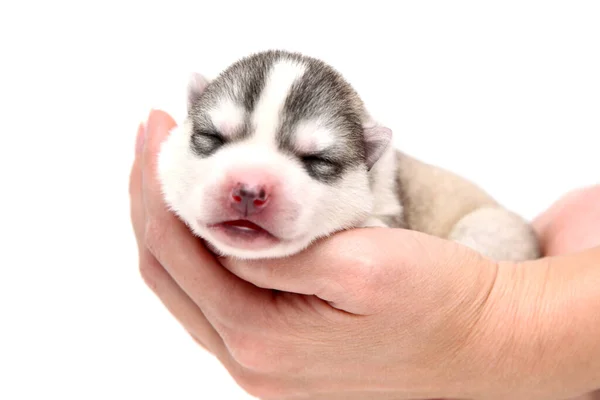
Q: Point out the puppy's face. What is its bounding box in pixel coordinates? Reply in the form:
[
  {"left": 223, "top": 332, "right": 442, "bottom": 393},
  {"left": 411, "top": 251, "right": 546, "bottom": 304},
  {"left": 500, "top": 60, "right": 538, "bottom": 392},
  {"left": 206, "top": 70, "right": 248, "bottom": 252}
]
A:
[{"left": 158, "top": 51, "right": 391, "bottom": 259}]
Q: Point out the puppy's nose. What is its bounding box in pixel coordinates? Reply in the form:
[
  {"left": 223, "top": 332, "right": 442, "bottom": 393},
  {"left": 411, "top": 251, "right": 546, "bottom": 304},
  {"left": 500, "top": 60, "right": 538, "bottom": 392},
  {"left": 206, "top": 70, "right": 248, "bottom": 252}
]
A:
[{"left": 231, "top": 183, "right": 270, "bottom": 216}]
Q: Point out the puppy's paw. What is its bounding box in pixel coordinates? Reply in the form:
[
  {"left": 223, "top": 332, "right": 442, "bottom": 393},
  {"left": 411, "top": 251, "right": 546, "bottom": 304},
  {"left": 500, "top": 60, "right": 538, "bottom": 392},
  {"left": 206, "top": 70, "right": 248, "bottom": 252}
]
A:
[{"left": 448, "top": 206, "right": 541, "bottom": 262}]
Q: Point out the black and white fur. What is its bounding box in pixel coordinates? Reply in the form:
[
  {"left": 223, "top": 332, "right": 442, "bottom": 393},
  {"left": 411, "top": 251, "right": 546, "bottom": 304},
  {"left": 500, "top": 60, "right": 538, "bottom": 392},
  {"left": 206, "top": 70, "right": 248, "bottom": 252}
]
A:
[{"left": 157, "top": 50, "right": 540, "bottom": 262}]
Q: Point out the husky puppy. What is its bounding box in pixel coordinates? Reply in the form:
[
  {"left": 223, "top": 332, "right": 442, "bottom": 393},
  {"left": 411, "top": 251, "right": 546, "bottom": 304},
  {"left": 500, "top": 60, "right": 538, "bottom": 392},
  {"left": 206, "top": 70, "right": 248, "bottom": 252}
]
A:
[{"left": 157, "top": 50, "right": 540, "bottom": 262}]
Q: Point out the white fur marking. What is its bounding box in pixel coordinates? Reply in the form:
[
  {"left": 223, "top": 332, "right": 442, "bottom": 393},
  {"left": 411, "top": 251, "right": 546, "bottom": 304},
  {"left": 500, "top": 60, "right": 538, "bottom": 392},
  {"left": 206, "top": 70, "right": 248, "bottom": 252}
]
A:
[
  {"left": 208, "top": 99, "right": 245, "bottom": 138},
  {"left": 294, "top": 119, "right": 335, "bottom": 153},
  {"left": 251, "top": 59, "right": 307, "bottom": 144}
]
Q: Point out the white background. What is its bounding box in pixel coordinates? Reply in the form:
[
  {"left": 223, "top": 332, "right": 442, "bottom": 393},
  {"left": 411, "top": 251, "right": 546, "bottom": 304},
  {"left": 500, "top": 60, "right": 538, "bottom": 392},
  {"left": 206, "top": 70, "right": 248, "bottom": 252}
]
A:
[{"left": 1, "top": 1, "right": 598, "bottom": 399}]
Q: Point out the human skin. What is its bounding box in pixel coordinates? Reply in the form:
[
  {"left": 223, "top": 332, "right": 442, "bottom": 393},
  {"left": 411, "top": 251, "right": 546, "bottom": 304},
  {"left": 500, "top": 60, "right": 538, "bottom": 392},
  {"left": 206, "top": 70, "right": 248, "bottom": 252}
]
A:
[
  {"left": 129, "top": 109, "right": 600, "bottom": 400},
  {"left": 531, "top": 186, "right": 600, "bottom": 400}
]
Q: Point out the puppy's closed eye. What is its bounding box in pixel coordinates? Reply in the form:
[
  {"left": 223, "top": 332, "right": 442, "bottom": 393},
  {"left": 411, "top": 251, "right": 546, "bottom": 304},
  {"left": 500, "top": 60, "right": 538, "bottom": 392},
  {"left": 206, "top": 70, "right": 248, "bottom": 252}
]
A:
[
  {"left": 192, "top": 128, "right": 226, "bottom": 156},
  {"left": 300, "top": 154, "right": 342, "bottom": 182}
]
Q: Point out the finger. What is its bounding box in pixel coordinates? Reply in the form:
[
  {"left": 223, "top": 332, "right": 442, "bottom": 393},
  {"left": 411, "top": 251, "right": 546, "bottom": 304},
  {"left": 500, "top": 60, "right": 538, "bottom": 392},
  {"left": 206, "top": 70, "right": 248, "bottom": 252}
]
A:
[
  {"left": 533, "top": 185, "right": 600, "bottom": 256},
  {"left": 129, "top": 123, "right": 227, "bottom": 355},
  {"left": 140, "top": 109, "right": 271, "bottom": 328},
  {"left": 219, "top": 227, "right": 396, "bottom": 307},
  {"left": 139, "top": 109, "right": 177, "bottom": 205},
  {"left": 138, "top": 247, "right": 226, "bottom": 356},
  {"left": 130, "top": 122, "right": 147, "bottom": 241},
  {"left": 220, "top": 226, "right": 470, "bottom": 315},
  {"left": 531, "top": 187, "right": 585, "bottom": 243},
  {"left": 532, "top": 185, "right": 600, "bottom": 234}
]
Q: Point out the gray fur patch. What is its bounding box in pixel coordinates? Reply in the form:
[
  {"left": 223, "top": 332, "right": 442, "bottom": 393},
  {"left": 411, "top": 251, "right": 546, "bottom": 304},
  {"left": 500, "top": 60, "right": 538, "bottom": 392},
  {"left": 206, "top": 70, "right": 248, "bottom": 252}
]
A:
[
  {"left": 188, "top": 53, "right": 276, "bottom": 155},
  {"left": 275, "top": 52, "right": 366, "bottom": 183},
  {"left": 378, "top": 214, "right": 407, "bottom": 229}
]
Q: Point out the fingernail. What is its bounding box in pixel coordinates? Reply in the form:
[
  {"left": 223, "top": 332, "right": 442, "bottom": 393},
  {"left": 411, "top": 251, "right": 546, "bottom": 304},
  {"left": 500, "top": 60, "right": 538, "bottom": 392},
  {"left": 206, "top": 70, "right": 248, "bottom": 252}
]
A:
[
  {"left": 147, "top": 108, "right": 169, "bottom": 127},
  {"left": 135, "top": 120, "right": 147, "bottom": 154}
]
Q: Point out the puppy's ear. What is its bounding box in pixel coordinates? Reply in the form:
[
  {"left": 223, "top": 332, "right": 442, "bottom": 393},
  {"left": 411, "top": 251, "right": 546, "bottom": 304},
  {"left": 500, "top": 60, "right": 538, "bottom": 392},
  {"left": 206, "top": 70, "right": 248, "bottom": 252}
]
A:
[
  {"left": 187, "top": 72, "right": 210, "bottom": 112},
  {"left": 362, "top": 119, "right": 393, "bottom": 170}
]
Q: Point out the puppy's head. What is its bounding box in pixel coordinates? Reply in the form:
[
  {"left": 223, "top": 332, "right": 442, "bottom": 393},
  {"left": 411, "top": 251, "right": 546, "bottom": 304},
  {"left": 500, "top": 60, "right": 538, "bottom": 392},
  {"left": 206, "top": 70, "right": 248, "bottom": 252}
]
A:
[{"left": 158, "top": 50, "right": 392, "bottom": 259}]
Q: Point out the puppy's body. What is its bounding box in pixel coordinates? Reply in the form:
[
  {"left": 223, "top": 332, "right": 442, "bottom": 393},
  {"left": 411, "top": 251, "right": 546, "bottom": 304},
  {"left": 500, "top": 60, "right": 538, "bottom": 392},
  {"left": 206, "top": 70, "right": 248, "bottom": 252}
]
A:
[
  {"left": 158, "top": 50, "right": 540, "bottom": 262},
  {"left": 372, "top": 149, "right": 540, "bottom": 260}
]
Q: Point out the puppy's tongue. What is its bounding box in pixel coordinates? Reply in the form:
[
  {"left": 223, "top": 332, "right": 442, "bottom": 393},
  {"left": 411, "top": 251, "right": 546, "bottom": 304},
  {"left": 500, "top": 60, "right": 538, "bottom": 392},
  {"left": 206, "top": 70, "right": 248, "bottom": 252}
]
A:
[{"left": 222, "top": 219, "right": 264, "bottom": 232}]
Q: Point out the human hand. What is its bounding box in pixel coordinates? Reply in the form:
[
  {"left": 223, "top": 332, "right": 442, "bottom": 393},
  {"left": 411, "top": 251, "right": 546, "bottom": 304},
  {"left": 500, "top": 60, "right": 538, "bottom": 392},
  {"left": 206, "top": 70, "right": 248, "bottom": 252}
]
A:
[
  {"left": 130, "top": 109, "right": 504, "bottom": 399},
  {"left": 130, "top": 110, "right": 600, "bottom": 400}
]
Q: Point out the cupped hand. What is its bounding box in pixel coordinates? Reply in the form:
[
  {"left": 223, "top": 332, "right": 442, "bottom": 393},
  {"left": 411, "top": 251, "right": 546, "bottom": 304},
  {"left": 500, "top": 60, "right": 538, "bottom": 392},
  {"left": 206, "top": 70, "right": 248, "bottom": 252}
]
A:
[
  {"left": 129, "top": 110, "right": 502, "bottom": 399},
  {"left": 130, "top": 109, "right": 599, "bottom": 400}
]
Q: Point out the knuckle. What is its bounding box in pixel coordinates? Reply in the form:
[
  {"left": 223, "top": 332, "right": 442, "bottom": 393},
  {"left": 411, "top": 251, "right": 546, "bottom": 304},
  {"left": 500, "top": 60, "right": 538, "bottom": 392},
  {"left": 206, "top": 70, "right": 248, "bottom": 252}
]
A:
[
  {"left": 144, "top": 217, "right": 166, "bottom": 255},
  {"left": 128, "top": 178, "right": 134, "bottom": 198},
  {"left": 138, "top": 254, "right": 160, "bottom": 292},
  {"left": 345, "top": 250, "right": 382, "bottom": 295},
  {"left": 231, "top": 371, "right": 284, "bottom": 400},
  {"left": 225, "top": 331, "right": 279, "bottom": 373},
  {"left": 128, "top": 169, "right": 138, "bottom": 197}
]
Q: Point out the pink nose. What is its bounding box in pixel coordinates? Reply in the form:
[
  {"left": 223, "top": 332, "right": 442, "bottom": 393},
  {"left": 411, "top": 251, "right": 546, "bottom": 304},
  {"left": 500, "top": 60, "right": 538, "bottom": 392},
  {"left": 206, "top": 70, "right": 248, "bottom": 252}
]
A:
[{"left": 231, "top": 183, "right": 270, "bottom": 216}]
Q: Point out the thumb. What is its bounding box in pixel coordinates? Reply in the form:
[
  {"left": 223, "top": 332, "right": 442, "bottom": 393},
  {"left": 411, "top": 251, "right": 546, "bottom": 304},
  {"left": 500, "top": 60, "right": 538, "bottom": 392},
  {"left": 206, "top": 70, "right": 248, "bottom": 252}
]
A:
[{"left": 219, "top": 227, "right": 455, "bottom": 314}]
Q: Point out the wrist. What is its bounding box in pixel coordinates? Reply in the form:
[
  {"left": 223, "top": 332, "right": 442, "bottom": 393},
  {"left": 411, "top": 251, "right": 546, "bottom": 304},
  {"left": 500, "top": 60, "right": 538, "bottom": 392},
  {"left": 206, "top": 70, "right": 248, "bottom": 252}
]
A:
[
  {"left": 459, "top": 259, "right": 546, "bottom": 399},
  {"left": 462, "top": 247, "right": 600, "bottom": 399},
  {"left": 404, "top": 246, "right": 502, "bottom": 399}
]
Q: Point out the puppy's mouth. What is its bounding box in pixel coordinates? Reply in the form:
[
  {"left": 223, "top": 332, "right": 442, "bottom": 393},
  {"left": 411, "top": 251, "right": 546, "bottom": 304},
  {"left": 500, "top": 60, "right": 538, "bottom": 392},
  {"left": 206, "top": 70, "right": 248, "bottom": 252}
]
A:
[
  {"left": 221, "top": 219, "right": 269, "bottom": 234},
  {"left": 206, "top": 219, "right": 280, "bottom": 250}
]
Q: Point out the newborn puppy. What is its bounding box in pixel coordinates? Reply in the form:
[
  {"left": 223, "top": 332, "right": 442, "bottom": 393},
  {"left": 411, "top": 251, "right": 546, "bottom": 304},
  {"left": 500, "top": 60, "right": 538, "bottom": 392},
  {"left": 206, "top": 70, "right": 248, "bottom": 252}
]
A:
[{"left": 157, "top": 50, "right": 540, "bottom": 262}]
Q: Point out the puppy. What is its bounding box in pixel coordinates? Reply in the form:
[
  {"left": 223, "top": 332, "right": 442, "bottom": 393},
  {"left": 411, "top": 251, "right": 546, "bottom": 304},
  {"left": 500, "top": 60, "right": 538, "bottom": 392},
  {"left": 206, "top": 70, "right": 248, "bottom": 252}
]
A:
[{"left": 157, "top": 49, "right": 540, "bottom": 262}]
